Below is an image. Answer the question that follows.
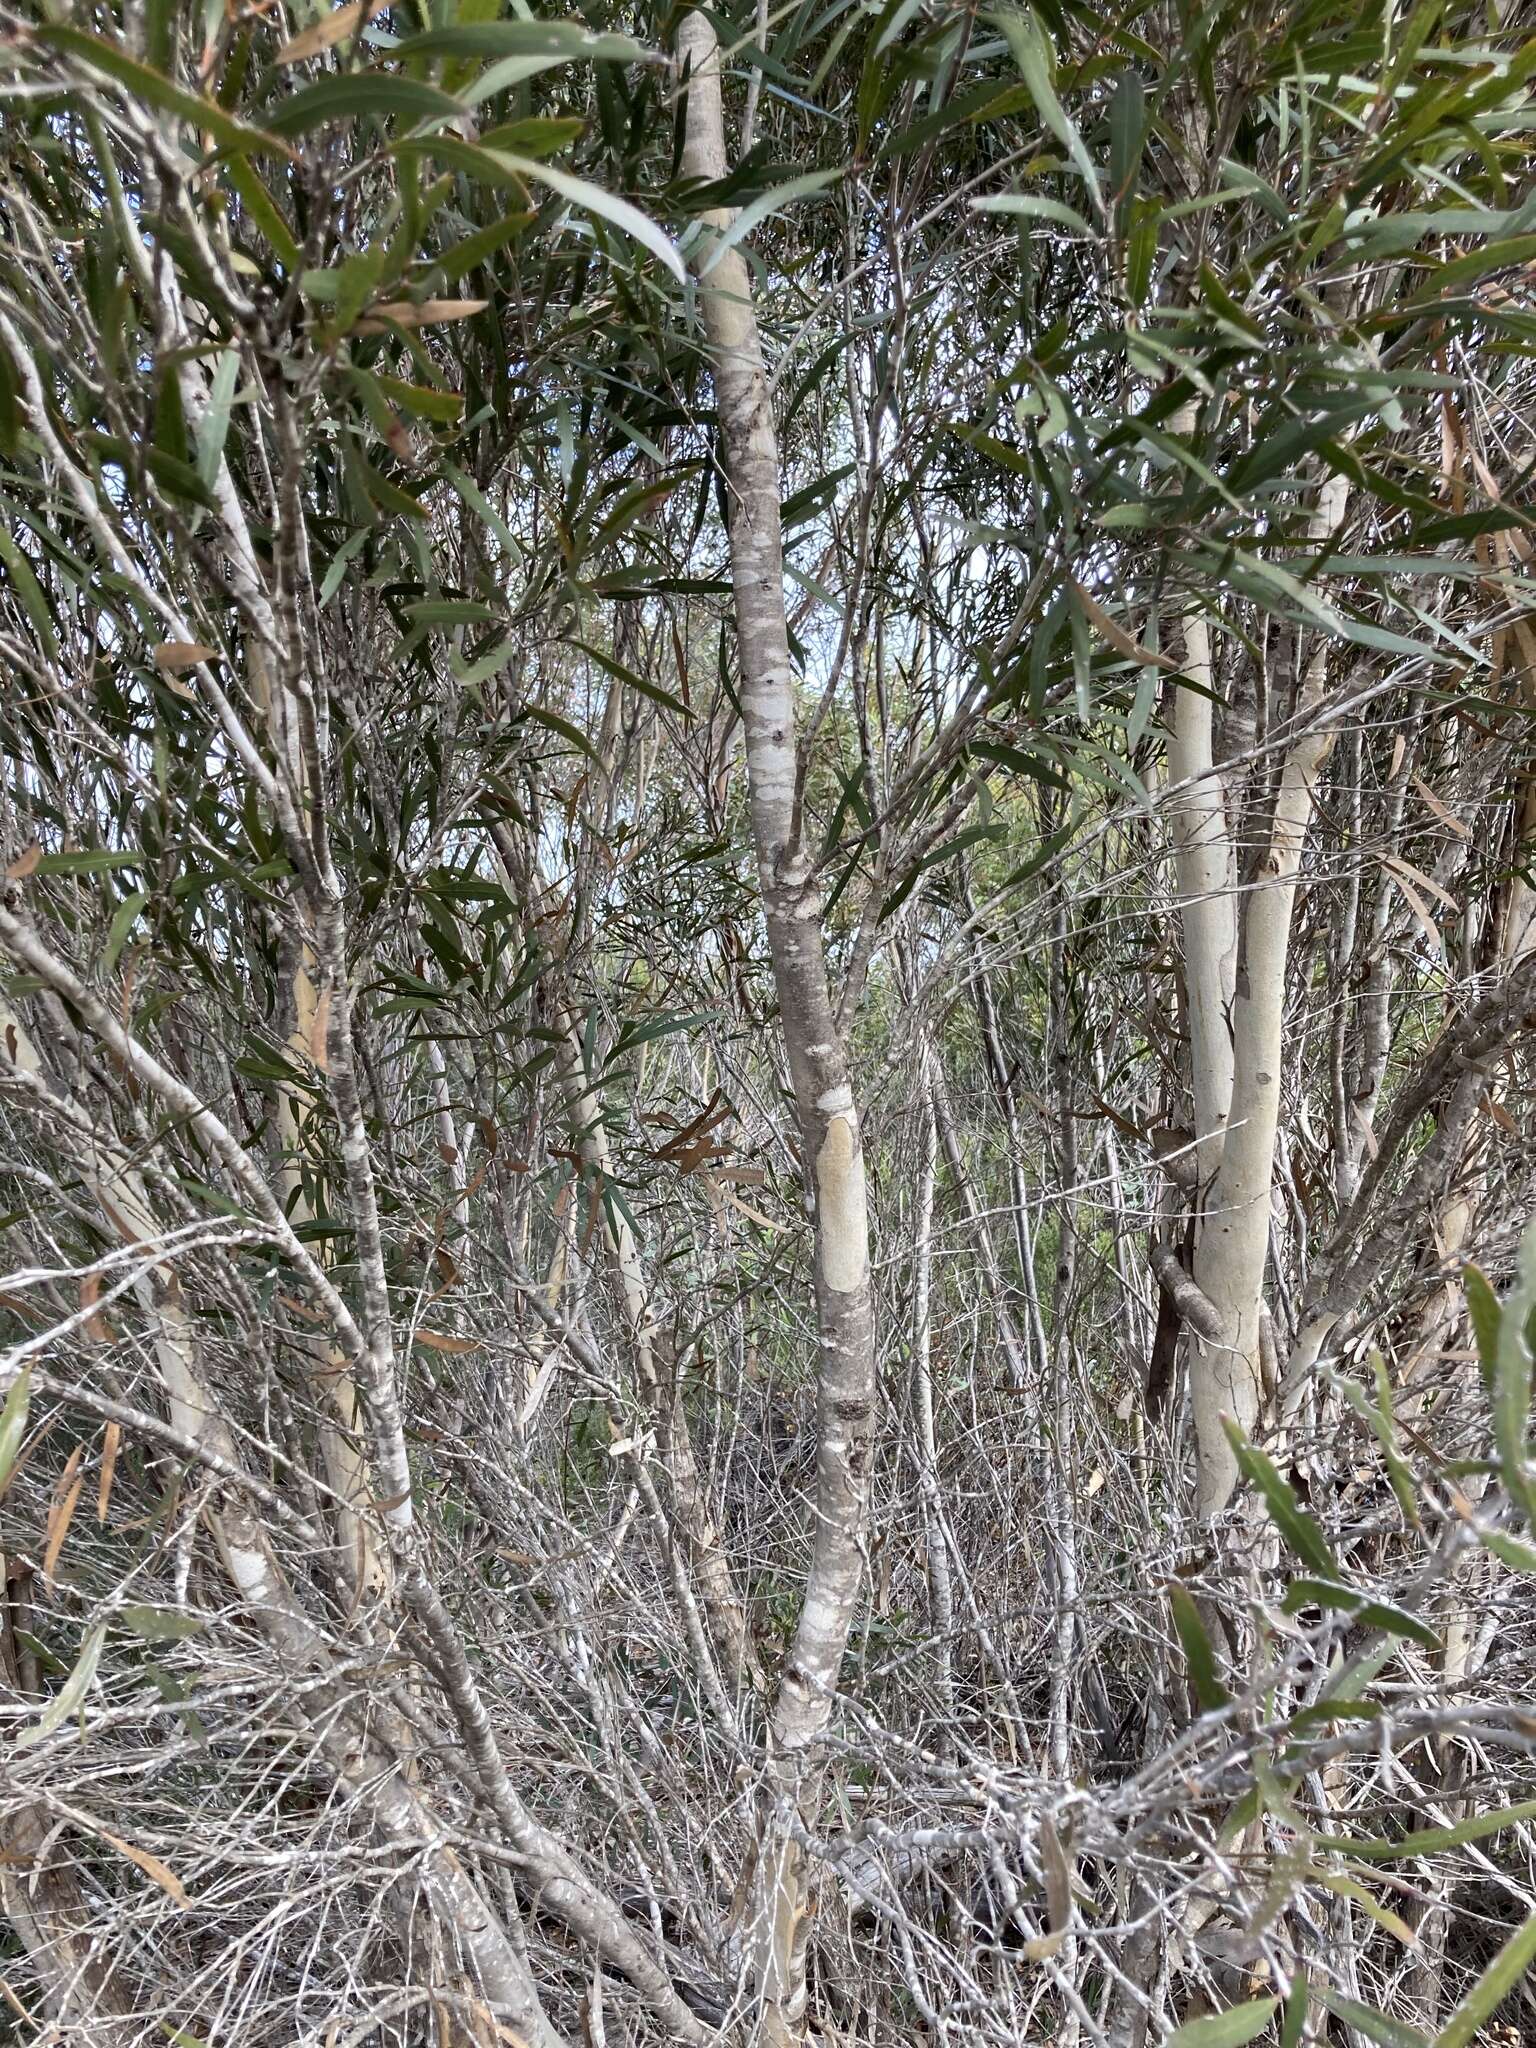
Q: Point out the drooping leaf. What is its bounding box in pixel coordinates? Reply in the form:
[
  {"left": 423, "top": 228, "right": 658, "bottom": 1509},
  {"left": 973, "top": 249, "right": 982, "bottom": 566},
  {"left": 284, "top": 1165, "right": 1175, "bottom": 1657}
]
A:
[
  {"left": 1312, "top": 1987, "right": 1430, "bottom": 2048},
  {"left": 1221, "top": 1418, "right": 1340, "bottom": 1576},
  {"left": 0, "top": 1368, "right": 31, "bottom": 1492},
  {"left": 16, "top": 1624, "right": 106, "bottom": 1747},
  {"left": 35, "top": 26, "right": 293, "bottom": 158},
  {"left": 1310, "top": 1794, "right": 1536, "bottom": 1861},
  {"left": 1167, "top": 1582, "right": 1231, "bottom": 1710},
  {"left": 1167, "top": 1997, "right": 1278, "bottom": 2047},
  {"left": 1280, "top": 1576, "right": 1438, "bottom": 1649},
  {"left": 1433, "top": 1905, "right": 1536, "bottom": 2047},
  {"left": 263, "top": 72, "right": 466, "bottom": 138},
  {"left": 1491, "top": 1218, "right": 1536, "bottom": 1523}
]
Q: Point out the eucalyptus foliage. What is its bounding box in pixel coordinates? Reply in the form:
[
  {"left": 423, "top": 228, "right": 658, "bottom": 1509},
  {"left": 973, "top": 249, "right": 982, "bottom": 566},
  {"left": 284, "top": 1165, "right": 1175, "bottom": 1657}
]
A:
[{"left": 2, "top": 0, "right": 1536, "bottom": 2041}]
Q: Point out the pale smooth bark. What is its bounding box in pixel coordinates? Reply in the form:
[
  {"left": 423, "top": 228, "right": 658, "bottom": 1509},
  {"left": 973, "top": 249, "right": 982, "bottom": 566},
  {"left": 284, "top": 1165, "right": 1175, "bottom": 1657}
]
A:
[
  {"left": 1170, "top": 451, "right": 1352, "bottom": 1514},
  {"left": 1166, "top": 590, "right": 1238, "bottom": 1190},
  {"left": 910, "top": 1040, "right": 955, "bottom": 1744},
  {"left": 676, "top": 11, "right": 879, "bottom": 2034}
]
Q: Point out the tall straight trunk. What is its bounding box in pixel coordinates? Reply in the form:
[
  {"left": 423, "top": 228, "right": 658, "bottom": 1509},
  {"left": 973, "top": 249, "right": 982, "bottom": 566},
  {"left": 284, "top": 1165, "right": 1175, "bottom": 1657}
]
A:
[
  {"left": 1171, "top": 449, "right": 1351, "bottom": 1515},
  {"left": 1167, "top": 588, "right": 1238, "bottom": 1191},
  {"left": 676, "top": 12, "right": 878, "bottom": 2036},
  {"left": 1045, "top": 903, "right": 1081, "bottom": 1785},
  {"left": 910, "top": 1038, "right": 955, "bottom": 1746},
  {"left": 273, "top": 940, "right": 392, "bottom": 1608}
]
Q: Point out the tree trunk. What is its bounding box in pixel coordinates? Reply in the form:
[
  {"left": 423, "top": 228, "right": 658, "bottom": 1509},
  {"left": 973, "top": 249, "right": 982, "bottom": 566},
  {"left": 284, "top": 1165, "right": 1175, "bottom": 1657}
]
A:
[
  {"left": 676, "top": 11, "right": 878, "bottom": 2035},
  {"left": 1172, "top": 449, "right": 1351, "bottom": 1515}
]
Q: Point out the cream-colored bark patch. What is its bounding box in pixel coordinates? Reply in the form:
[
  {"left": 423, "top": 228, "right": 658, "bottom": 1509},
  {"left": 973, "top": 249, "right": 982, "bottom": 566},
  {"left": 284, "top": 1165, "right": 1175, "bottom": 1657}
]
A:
[{"left": 816, "top": 1114, "right": 867, "bottom": 1293}]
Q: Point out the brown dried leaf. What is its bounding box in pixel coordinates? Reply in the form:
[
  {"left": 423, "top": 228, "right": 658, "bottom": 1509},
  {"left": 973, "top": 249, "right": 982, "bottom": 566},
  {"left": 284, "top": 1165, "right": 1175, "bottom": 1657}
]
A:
[
  {"left": 97, "top": 1421, "right": 121, "bottom": 1524},
  {"left": 1482, "top": 1094, "right": 1518, "bottom": 1135},
  {"left": 1387, "top": 870, "right": 1441, "bottom": 956},
  {"left": 274, "top": 0, "right": 386, "bottom": 64},
  {"left": 1410, "top": 771, "right": 1472, "bottom": 839},
  {"left": 97, "top": 1827, "right": 190, "bottom": 1908},
  {"left": 153, "top": 641, "right": 215, "bottom": 673},
  {"left": 43, "top": 1446, "right": 86, "bottom": 1584},
  {"left": 1380, "top": 850, "right": 1461, "bottom": 913},
  {"left": 6, "top": 843, "right": 40, "bottom": 880},
  {"left": 81, "top": 1272, "right": 115, "bottom": 1345},
  {"left": 413, "top": 1329, "right": 481, "bottom": 1355},
  {"left": 711, "top": 1182, "right": 788, "bottom": 1234},
  {"left": 356, "top": 299, "right": 488, "bottom": 332},
  {"left": 1069, "top": 579, "right": 1179, "bottom": 671},
  {"left": 276, "top": 1292, "right": 325, "bottom": 1324}
]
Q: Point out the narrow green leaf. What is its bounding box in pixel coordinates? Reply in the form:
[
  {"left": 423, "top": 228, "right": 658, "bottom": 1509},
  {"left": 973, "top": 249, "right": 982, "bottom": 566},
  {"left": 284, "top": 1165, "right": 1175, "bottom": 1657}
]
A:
[
  {"left": 80, "top": 430, "right": 220, "bottom": 513},
  {"left": 36, "top": 26, "right": 292, "bottom": 159},
  {"left": 1434, "top": 1905, "right": 1536, "bottom": 2047},
  {"left": 506, "top": 155, "right": 684, "bottom": 282},
  {"left": 392, "top": 21, "right": 643, "bottom": 62},
  {"left": 118, "top": 1605, "right": 204, "bottom": 1642},
  {"left": 1222, "top": 1418, "right": 1340, "bottom": 1576},
  {"left": 1407, "top": 233, "right": 1536, "bottom": 306},
  {"left": 104, "top": 889, "right": 149, "bottom": 973},
  {"left": 443, "top": 462, "right": 520, "bottom": 560},
  {"left": 1167, "top": 1582, "right": 1231, "bottom": 1710},
  {"left": 16, "top": 1624, "right": 106, "bottom": 1747},
  {"left": 993, "top": 8, "right": 1102, "bottom": 216},
  {"left": 1279, "top": 1971, "right": 1307, "bottom": 2048},
  {"left": 971, "top": 192, "right": 1094, "bottom": 234},
  {"left": 371, "top": 372, "right": 463, "bottom": 424},
  {"left": 1280, "top": 1576, "right": 1438, "bottom": 1649},
  {"left": 1312, "top": 1986, "right": 1430, "bottom": 2048},
  {"left": 0, "top": 342, "right": 19, "bottom": 459},
  {"left": 566, "top": 638, "right": 688, "bottom": 716},
  {"left": 319, "top": 529, "right": 370, "bottom": 607},
  {"left": 1492, "top": 1218, "right": 1536, "bottom": 1523},
  {"left": 224, "top": 156, "right": 301, "bottom": 269},
  {"left": 0, "top": 524, "right": 59, "bottom": 661},
  {"left": 404, "top": 599, "right": 502, "bottom": 626},
  {"left": 0, "top": 1368, "right": 31, "bottom": 1491},
  {"left": 1313, "top": 1869, "right": 1416, "bottom": 1945},
  {"left": 693, "top": 170, "right": 841, "bottom": 272},
  {"left": 195, "top": 347, "right": 240, "bottom": 491},
  {"left": 34, "top": 850, "right": 142, "bottom": 877},
  {"left": 1312, "top": 1795, "right": 1536, "bottom": 1862},
  {"left": 452, "top": 640, "right": 516, "bottom": 690},
  {"left": 1476, "top": 1522, "right": 1536, "bottom": 1572},
  {"left": 264, "top": 73, "right": 465, "bottom": 138},
  {"left": 477, "top": 115, "right": 587, "bottom": 157},
  {"left": 1108, "top": 69, "right": 1145, "bottom": 202},
  {"left": 1464, "top": 1262, "right": 1502, "bottom": 1393},
  {"left": 522, "top": 703, "right": 601, "bottom": 762},
  {"left": 435, "top": 207, "right": 533, "bottom": 282},
  {"left": 395, "top": 142, "right": 683, "bottom": 281},
  {"left": 1168, "top": 1997, "right": 1277, "bottom": 2047}
]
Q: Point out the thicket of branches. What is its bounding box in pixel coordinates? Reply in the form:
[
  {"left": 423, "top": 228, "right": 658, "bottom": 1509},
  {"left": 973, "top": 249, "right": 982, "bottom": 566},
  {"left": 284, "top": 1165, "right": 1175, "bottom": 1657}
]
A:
[{"left": 3, "top": 0, "right": 1536, "bottom": 2042}]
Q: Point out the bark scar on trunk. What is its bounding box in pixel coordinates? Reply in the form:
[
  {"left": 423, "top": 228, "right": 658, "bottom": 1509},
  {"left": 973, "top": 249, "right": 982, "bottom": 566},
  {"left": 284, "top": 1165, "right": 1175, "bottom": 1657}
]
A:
[{"left": 815, "top": 1114, "right": 867, "bottom": 1292}]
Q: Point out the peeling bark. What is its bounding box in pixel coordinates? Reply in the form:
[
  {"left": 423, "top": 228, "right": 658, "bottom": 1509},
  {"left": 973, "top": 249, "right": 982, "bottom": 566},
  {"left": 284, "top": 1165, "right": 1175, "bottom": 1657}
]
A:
[{"left": 676, "top": 11, "right": 879, "bottom": 2033}]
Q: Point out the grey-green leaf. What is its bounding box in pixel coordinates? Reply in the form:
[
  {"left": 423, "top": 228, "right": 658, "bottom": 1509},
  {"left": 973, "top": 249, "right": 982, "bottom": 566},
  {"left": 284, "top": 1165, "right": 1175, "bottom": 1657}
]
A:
[{"left": 1168, "top": 1996, "right": 1278, "bottom": 2047}]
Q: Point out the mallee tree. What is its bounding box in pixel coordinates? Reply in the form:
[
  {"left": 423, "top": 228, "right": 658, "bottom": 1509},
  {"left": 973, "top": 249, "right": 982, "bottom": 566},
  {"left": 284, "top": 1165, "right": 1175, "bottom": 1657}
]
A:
[{"left": 2, "top": 0, "right": 1536, "bottom": 2043}]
